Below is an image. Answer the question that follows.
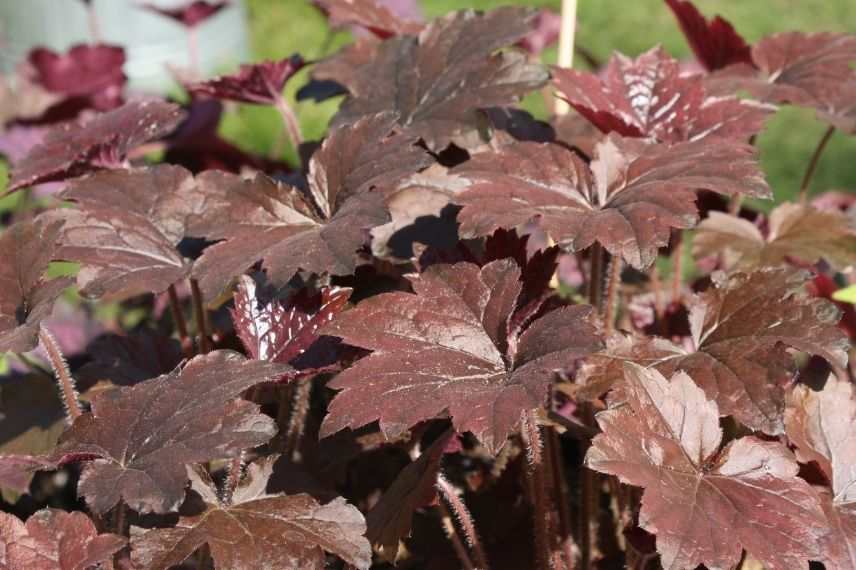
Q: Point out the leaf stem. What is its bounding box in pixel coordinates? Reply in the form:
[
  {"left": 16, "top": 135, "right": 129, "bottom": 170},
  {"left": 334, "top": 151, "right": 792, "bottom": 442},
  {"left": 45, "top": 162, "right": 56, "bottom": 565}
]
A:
[
  {"left": 521, "top": 410, "right": 551, "bottom": 570},
  {"left": 587, "top": 244, "right": 604, "bottom": 311},
  {"left": 38, "top": 326, "right": 82, "bottom": 424},
  {"left": 798, "top": 125, "right": 835, "bottom": 205},
  {"left": 272, "top": 92, "right": 303, "bottom": 155},
  {"left": 547, "top": 427, "right": 576, "bottom": 569},
  {"left": 438, "top": 501, "right": 476, "bottom": 570},
  {"left": 437, "top": 473, "right": 490, "bottom": 570},
  {"left": 220, "top": 453, "right": 245, "bottom": 506},
  {"left": 283, "top": 377, "right": 312, "bottom": 462},
  {"left": 603, "top": 255, "right": 622, "bottom": 335},
  {"left": 86, "top": 2, "right": 101, "bottom": 43},
  {"left": 168, "top": 284, "right": 193, "bottom": 358},
  {"left": 190, "top": 279, "right": 211, "bottom": 354}
]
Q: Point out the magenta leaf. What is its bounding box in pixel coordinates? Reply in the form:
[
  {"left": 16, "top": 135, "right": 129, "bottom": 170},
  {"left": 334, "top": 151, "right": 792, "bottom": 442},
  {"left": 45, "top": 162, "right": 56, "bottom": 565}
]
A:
[
  {"left": 232, "top": 274, "right": 351, "bottom": 374},
  {"left": 50, "top": 350, "right": 288, "bottom": 514},
  {"left": 0, "top": 218, "right": 72, "bottom": 353},
  {"left": 131, "top": 458, "right": 371, "bottom": 569},
  {"left": 320, "top": 259, "right": 603, "bottom": 452},
  {"left": 142, "top": 0, "right": 229, "bottom": 28},
  {"left": 7, "top": 99, "right": 184, "bottom": 193},
  {"left": 187, "top": 55, "right": 305, "bottom": 105},
  {"left": 664, "top": 0, "right": 753, "bottom": 71},
  {"left": 587, "top": 363, "right": 827, "bottom": 569},
  {"left": 452, "top": 134, "right": 770, "bottom": 269},
  {"left": 25, "top": 44, "right": 126, "bottom": 111},
  {"left": 552, "top": 46, "right": 772, "bottom": 142},
  {"left": 0, "top": 508, "right": 126, "bottom": 569}
]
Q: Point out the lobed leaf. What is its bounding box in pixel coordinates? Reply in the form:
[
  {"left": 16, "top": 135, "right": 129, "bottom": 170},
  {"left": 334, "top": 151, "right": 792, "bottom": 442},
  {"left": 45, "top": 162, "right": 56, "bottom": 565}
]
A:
[
  {"left": 587, "top": 364, "right": 827, "bottom": 569},
  {"left": 0, "top": 218, "right": 72, "bottom": 353},
  {"left": 320, "top": 259, "right": 603, "bottom": 452},
  {"left": 187, "top": 55, "right": 305, "bottom": 105},
  {"left": 331, "top": 7, "right": 548, "bottom": 150},
  {"left": 313, "top": 0, "right": 422, "bottom": 38},
  {"left": 50, "top": 350, "right": 288, "bottom": 514},
  {"left": 664, "top": 0, "right": 753, "bottom": 71},
  {"left": 0, "top": 508, "right": 125, "bottom": 570},
  {"left": 452, "top": 134, "right": 770, "bottom": 269},
  {"left": 141, "top": 0, "right": 229, "bottom": 27}
]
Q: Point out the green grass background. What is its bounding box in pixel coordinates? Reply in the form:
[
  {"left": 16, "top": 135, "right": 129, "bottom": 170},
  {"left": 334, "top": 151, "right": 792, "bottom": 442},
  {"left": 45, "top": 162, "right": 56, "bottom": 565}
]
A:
[{"left": 229, "top": 0, "right": 856, "bottom": 208}]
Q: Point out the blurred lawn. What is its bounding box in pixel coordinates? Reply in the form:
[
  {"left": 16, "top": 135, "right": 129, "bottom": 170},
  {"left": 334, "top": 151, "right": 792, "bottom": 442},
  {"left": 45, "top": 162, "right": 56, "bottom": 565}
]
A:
[{"left": 231, "top": 0, "right": 856, "bottom": 208}]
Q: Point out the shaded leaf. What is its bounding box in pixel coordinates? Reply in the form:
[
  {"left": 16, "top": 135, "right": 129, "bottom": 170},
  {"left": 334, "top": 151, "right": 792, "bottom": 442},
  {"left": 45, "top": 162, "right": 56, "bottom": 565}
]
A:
[
  {"left": 131, "top": 459, "right": 371, "bottom": 569},
  {"left": 331, "top": 8, "right": 548, "bottom": 150},
  {"left": 587, "top": 363, "right": 827, "bottom": 570},
  {"left": 141, "top": 0, "right": 229, "bottom": 27},
  {"left": 552, "top": 46, "right": 772, "bottom": 142},
  {"left": 452, "top": 134, "right": 770, "bottom": 269},
  {"left": 366, "top": 428, "right": 453, "bottom": 561},
  {"left": 8, "top": 100, "right": 184, "bottom": 192},
  {"left": 0, "top": 508, "right": 125, "bottom": 570},
  {"left": 0, "top": 218, "right": 72, "bottom": 353},
  {"left": 51, "top": 350, "right": 288, "bottom": 514},
  {"left": 187, "top": 55, "right": 305, "bottom": 105},
  {"left": 786, "top": 376, "right": 856, "bottom": 569},
  {"left": 815, "top": 76, "right": 856, "bottom": 134},
  {"left": 664, "top": 0, "right": 753, "bottom": 71},
  {"left": 0, "top": 455, "right": 58, "bottom": 494},
  {"left": 516, "top": 9, "right": 561, "bottom": 57},
  {"left": 51, "top": 165, "right": 201, "bottom": 300},
  {"left": 76, "top": 329, "right": 183, "bottom": 387},
  {"left": 321, "top": 259, "right": 603, "bottom": 452},
  {"left": 232, "top": 274, "right": 351, "bottom": 373},
  {"left": 693, "top": 204, "right": 856, "bottom": 271},
  {"left": 188, "top": 115, "right": 429, "bottom": 299}
]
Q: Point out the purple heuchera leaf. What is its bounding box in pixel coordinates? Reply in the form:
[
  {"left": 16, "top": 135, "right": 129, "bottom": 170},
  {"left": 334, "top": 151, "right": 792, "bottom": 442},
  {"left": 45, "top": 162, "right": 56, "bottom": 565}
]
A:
[
  {"left": 131, "top": 460, "right": 371, "bottom": 569},
  {"left": 142, "top": 0, "right": 229, "bottom": 27},
  {"left": 25, "top": 44, "right": 126, "bottom": 111},
  {"left": 7, "top": 99, "right": 185, "bottom": 193},
  {"left": 187, "top": 55, "right": 306, "bottom": 105},
  {"left": 313, "top": 0, "right": 422, "bottom": 39},
  {"left": 586, "top": 364, "right": 827, "bottom": 569},
  {"left": 0, "top": 217, "right": 72, "bottom": 354},
  {"left": 232, "top": 274, "right": 351, "bottom": 375},
  {"left": 664, "top": 0, "right": 753, "bottom": 71},
  {"left": 0, "top": 508, "right": 126, "bottom": 569},
  {"left": 320, "top": 259, "right": 603, "bottom": 452},
  {"left": 552, "top": 46, "right": 773, "bottom": 143},
  {"left": 516, "top": 9, "right": 561, "bottom": 57},
  {"left": 49, "top": 350, "right": 289, "bottom": 514}
]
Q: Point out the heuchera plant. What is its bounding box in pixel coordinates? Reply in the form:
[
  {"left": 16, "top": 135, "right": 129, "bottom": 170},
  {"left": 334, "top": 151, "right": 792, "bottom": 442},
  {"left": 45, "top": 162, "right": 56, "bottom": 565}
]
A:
[{"left": 0, "top": 1, "right": 854, "bottom": 568}]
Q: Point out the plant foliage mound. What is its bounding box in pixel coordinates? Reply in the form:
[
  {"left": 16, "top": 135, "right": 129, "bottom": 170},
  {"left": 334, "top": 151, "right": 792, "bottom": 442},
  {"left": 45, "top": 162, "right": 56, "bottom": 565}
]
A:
[{"left": 0, "top": 0, "right": 854, "bottom": 568}]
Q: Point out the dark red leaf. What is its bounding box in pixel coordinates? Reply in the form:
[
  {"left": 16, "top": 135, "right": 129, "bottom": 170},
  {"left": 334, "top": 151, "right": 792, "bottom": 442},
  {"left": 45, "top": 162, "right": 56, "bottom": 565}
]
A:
[
  {"left": 0, "top": 508, "right": 125, "bottom": 570},
  {"left": 516, "top": 9, "right": 561, "bottom": 57},
  {"left": 331, "top": 7, "right": 548, "bottom": 150},
  {"left": 187, "top": 55, "right": 305, "bottom": 105},
  {"left": 50, "top": 350, "right": 288, "bottom": 514},
  {"left": 366, "top": 429, "right": 454, "bottom": 561},
  {"left": 7, "top": 100, "right": 184, "bottom": 193},
  {"left": 786, "top": 376, "right": 856, "bottom": 569},
  {"left": 587, "top": 363, "right": 827, "bottom": 569},
  {"left": 188, "top": 114, "right": 430, "bottom": 299},
  {"left": 0, "top": 218, "right": 72, "bottom": 353},
  {"left": 580, "top": 268, "right": 850, "bottom": 434},
  {"left": 664, "top": 0, "right": 753, "bottom": 71},
  {"left": 50, "top": 165, "right": 202, "bottom": 300},
  {"left": 232, "top": 274, "right": 351, "bottom": 374},
  {"left": 552, "top": 47, "right": 772, "bottom": 142},
  {"left": 452, "top": 135, "right": 770, "bottom": 269},
  {"left": 25, "top": 44, "right": 126, "bottom": 111},
  {"left": 131, "top": 458, "right": 371, "bottom": 569},
  {"left": 142, "top": 0, "right": 229, "bottom": 27},
  {"left": 313, "top": 0, "right": 422, "bottom": 39},
  {"left": 76, "top": 329, "right": 184, "bottom": 387},
  {"left": 708, "top": 32, "right": 856, "bottom": 107},
  {"left": 320, "top": 260, "right": 603, "bottom": 452}
]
